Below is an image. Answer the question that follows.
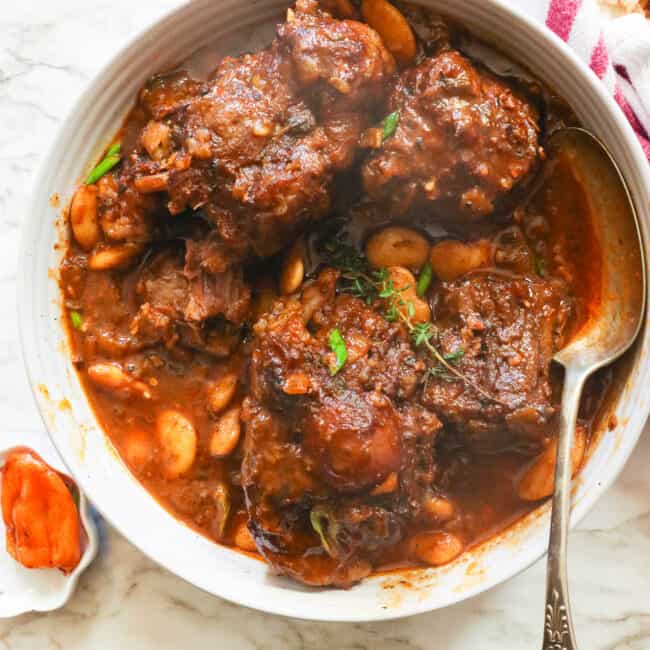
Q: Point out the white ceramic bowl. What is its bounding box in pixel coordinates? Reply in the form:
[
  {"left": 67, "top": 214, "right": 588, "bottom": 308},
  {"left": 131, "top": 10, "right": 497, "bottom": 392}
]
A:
[{"left": 18, "top": 0, "right": 650, "bottom": 621}]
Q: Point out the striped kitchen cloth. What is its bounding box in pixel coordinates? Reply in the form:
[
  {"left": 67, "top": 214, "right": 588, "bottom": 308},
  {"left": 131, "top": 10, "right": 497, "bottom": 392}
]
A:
[{"left": 509, "top": 0, "right": 650, "bottom": 160}]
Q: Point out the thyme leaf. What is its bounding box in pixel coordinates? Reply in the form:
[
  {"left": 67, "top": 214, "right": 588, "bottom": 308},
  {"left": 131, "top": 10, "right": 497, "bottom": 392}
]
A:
[
  {"left": 444, "top": 349, "right": 465, "bottom": 364},
  {"left": 412, "top": 321, "right": 435, "bottom": 348}
]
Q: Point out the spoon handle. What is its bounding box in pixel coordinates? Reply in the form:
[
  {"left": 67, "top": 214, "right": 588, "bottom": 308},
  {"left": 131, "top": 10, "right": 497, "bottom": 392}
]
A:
[{"left": 542, "top": 367, "right": 586, "bottom": 650}]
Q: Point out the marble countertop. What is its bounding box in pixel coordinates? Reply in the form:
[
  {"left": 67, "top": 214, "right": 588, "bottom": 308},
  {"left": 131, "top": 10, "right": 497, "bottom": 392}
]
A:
[{"left": 1, "top": 1, "right": 649, "bottom": 647}]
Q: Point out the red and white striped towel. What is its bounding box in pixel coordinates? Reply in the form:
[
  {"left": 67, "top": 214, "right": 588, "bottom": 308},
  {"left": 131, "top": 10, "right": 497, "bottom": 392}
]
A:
[{"left": 509, "top": 0, "right": 650, "bottom": 160}]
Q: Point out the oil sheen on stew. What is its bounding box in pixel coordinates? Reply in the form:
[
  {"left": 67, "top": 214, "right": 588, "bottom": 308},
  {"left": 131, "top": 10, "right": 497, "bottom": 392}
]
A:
[{"left": 59, "top": 0, "right": 613, "bottom": 587}]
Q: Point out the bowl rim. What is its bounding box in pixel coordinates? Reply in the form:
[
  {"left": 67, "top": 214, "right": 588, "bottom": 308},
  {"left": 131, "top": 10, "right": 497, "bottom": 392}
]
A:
[{"left": 17, "top": 0, "right": 650, "bottom": 622}]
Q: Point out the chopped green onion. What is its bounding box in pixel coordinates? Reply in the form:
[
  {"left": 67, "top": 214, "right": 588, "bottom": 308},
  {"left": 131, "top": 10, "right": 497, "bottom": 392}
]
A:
[
  {"left": 310, "top": 509, "right": 334, "bottom": 556},
  {"left": 105, "top": 143, "right": 121, "bottom": 157},
  {"left": 416, "top": 262, "right": 433, "bottom": 297},
  {"left": 381, "top": 109, "right": 400, "bottom": 142},
  {"left": 85, "top": 143, "right": 122, "bottom": 185},
  {"left": 329, "top": 328, "right": 348, "bottom": 375},
  {"left": 70, "top": 310, "right": 83, "bottom": 330},
  {"left": 535, "top": 255, "right": 547, "bottom": 277}
]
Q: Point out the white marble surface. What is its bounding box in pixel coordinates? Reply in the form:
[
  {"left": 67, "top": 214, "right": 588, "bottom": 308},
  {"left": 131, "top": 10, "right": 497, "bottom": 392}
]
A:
[{"left": 0, "top": 1, "right": 649, "bottom": 647}]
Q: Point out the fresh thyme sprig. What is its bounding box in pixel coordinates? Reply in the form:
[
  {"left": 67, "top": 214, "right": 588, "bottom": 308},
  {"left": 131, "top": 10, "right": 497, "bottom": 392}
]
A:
[
  {"left": 322, "top": 233, "right": 381, "bottom": 304},
  {"left": 377, "top": 276, "right": 499, "bottom": 404},
  {"left": 322, "top": 234, "right": 502, "bottom": 404}
]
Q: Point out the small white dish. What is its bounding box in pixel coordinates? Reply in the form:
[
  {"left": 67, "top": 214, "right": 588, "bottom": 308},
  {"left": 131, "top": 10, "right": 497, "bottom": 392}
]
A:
[
  {"left": 17, "top": 0, "right": 650, "bottom": 622},
  {"left": 0, "top": 431, "right": 98, "bottom": 618}
]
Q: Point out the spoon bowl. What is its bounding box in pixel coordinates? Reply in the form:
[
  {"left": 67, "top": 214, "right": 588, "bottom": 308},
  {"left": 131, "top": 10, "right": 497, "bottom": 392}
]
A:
[
  {"left": 541, "top": 127, "right": 646, "bottom": 650},
  {"left": 551, "top": 128, "right": 646, "bottom": 371}
]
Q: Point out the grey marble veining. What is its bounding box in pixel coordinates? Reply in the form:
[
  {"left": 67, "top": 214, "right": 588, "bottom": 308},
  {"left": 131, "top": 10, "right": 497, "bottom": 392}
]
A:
[{"left": 0, "top": 2, "right": 649, "bottom": 648}]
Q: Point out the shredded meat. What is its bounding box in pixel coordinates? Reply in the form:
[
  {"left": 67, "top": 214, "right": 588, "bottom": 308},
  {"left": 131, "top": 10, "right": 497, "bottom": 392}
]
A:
[
  {"left": 421, "top": 272, "right": 571, "bottom": 451},
  {"left": 362, "top": 50, "right": 540, "bottom": 221},
  {"left": 134, "top": 247, "right": 251, "bottom": 331}
]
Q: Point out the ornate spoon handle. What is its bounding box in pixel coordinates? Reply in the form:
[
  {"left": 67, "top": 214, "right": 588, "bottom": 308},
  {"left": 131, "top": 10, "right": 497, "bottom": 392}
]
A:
[{"left": 542, "top": 367, "right": 586, "bottom": 650}]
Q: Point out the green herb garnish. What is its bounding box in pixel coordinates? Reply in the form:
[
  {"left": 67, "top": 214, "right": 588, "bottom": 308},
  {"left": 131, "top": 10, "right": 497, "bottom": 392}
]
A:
[
  {"left": 377, "top": 273, "right": 496, "bottom": 399},
  {"left": 322, "top": 233, "right": 503, "bottom": 405},
  {"left": 323, "top": 233, "right": 370, "bottom": 278},
  {"left": 535, "top": 255, "right": 547, "bottom": 277},
  {"left": 70, "top": 310, "right": 83, "bottom": 330},
  {"left": 329, "top": 328, "right": 348, "bottom": 375},
  {"left": 85, "top": 143, "right": 121, "bottom": 185},
  {"left": 381, "top": 109, "right": 400, "bottom": 142},
  {"left": 416, "top": 261, "right": 433, "bottom": 297},
  {"left": 412, "top": 321, "right": 435, "bottom": 348},
  {"left": 422, "top": 350, "right": 464, "bottom": 386},
  {"left": 444, "top": 348, "right": 465, "bottom": 364},
  {"left": 105, "top": 142, "right": 121, "bottom": 157}
]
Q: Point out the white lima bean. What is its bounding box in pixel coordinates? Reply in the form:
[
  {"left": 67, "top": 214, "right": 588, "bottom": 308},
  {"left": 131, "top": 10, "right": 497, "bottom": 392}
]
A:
[
  {"left": 422, "top": 495, "right": 455, "bottom": 521},
  {"left": 361, "top": 0, "right": 416, "bottom": 66},
  {"left": 429, "top": 239, "right": 492, "bottom": 281},
  {"left": 156, "top": 410, "right": 197, "bottom": 479},
  {"left": 366, "top": 227, "right": 430, "bottom": 271},
  {"left": 87, "top": 362, "right": 152, "bottom": 399},
  {"left": 88, "top": 243, "right": 143, "bottom": 271},
  {"left": 388, "top": 266, "right": 431, "bottom": 324},
  {"left": 70, "top": 186, "right": 101, "bottom": 251},
  {"left": 121, "top": 431, "right": 152, "bottom": 469},
  {"left": 280, "top": 239, "right": 305, "bottom": 295},
  {"left": 408, "top": 530, "right": 463, "bottom": 566},
  {"left": 207, "top": 373, "right": 238, "bottom": 415},
  {"left": 518, "top": 427, "right": 586, "bottom": 501},
  {"left": 209, "top": 407, "right": 241, "bottom": 458}
]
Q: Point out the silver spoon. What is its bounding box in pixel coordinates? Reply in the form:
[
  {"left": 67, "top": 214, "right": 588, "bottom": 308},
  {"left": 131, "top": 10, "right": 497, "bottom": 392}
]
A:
[{"left": 541, "top": 128, "right": 646, "bottom": 650}]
